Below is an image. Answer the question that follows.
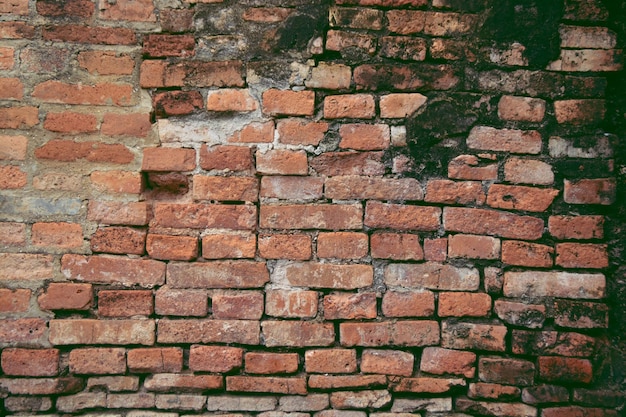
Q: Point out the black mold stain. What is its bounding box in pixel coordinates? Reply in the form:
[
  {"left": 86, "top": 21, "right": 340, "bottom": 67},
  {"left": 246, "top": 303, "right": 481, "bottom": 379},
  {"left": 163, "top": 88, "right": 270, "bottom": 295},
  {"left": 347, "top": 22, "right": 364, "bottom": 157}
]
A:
[{"left": 273, "top": 5, "right": 329, "bottom": 53}]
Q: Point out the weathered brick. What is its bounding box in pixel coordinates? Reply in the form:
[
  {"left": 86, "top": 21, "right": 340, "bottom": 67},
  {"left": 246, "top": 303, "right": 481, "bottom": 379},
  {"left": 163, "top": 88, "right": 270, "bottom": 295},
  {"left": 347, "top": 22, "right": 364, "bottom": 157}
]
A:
[
  {"left": 69, "top": 347, "right": 126, "bottom": 375},
  {"left": 212, "top": 290, "right": 263, "bottom": 320},
  {"left": 33, "top": 172, "right": 81, "bottom": 191},
  {"left": 365, "top": 201, "right": 440, "bottom": 231},
  {"left": 391, "top": 397, "right": 452, "bottom": 413},
  {"left": 0, "top": 106, "right": 39, "bottom": 129},
  {"left": 572, "top": 388, "right": 625, "bottom": 408},
  {"left": 420, "top": 347, "right": 476, "bottom": 378},
  {"left": 555, "top": 99, "right": 606, "bottom": 124},
  {"left": 266, "top": 289, "right": 318, "bottom": 318},
  {"left": 256, "top": 149, "right": 308, "bottom": 175},
  {"left": 277, "top": 119, "right": 329, "bottom": 146},
  {"left": 88, "top": 201, "right": 150, "bottom": 226},
  {"left": 167, "top": 261, "right": 268, "bottom": 288},
  {"left": 556, "top": 242, "right": 608, "bottom": 269},
  {"left": 551, "top": 49, "right": 623, "bottom": 72},
  {"left": 539, "top": 356, "right": 593, "bottom": 384},
  {"left": 262, "top": 89, "right": 315, "bottom": 116},
  {"left": 326, "top": 176, "right": 423, "bottom": 201},
  {"left": 143, "top": 34, "right": 195, "bottom": 58},
  {"left": 0, "top": 135, "right": 28, "bottom": 160},
  {"left": 155, "top": 287, "right": 208, "bottom": 317},
  {"left": 340, "top": 321, "right": 440, "bottom": 347},
  {"left": 448, "top": 154, "right": 498, "bottom": 181},
  {"left": 202, "top": 232, "right": 256, "bottom": 259},
  {"left": 78, "top": 50, "right": 134, "bottom": 75},
  {"left": 381, "top": 290, "right": 434, "bottom": 317},
  {"left": 441, "top": 321, "right": 507, "bottom": 352},
  {"left": 1, "top": 348, "right": 59, "bottom": 376},
  {"left": 38, "top": 283, "right": 93, "bottom": 311},
  {"left": 0, "top": 165, "right": 27, "bottom": 189},
  {"left": 50, "top": 319, "right": 155, "bottom": 345},
  {"left": 339, "top": 123, "right": 390, "bottom": 151},
  {"left": 317, "top": 232, "right": 368, "bottom": 259},
  {"left": 467, "top": 126, "right": 542, "bottom": 154},
  {"left": 0, "top": 77, "right": 23, "bottom": 100},
  {"left": 90, "top": 171, "right": 143, "bottom": 194},
  {"left": 560, "top": 25, "right": 616, "bottom": 49},
  {"left": 146, "top": 234, "right": 198, "bottom": 261},
  {"left": 425, "top": 179, "right": 486, "bottom": 205},
  {"left": 0, "top": 21, "right": 35, "bottom": 39},
  {"left": 142, "top": 147, "right": 195, "bottom": 171},
  {"left": 207, "top": 88, "right": 258, "bottom": 112},
  {"left": 308, "top": 374, "right": 387, "bottom": 390},
  {"left": 380, "top": 35, "right": 427, "bottom": 61},
  {"left": 205, "top": 395, "right": 277, "bottom": 411},
  {"left": 330, "top": 390, "right": 391, "bottom": 409},
  {"left": 371, "top": 233, "right": 423, "bottom": 260},
  {"left": 153, "top": 203, "right": 256, "bottom": 229},
  {"left": 512, "top": 330, "right": 596, "bottom": 357},
  {"left": 154, "top": 90, "right": 204, "bottom": 117},
  {"left": 448, "top": 234, "right": 500, "bottom": 259},
  {"left": 37, "top": 0, "right": 93, "bottom": 16},
  {"left": 158, "top": 319, "right": 259, "bottom": 345},
  {"left": 164, "top": 60, "right": 244, "bottom": 88},
  {"left": 102, "top": 113, "right": 151, "bottom": 137},
  {"left": 549, "top": 215, "right": 604, "bottom": 240},
  {"left": 0, "top": 377, "right": 83, "bottom": 395},
  {"left": 32, "top": 222, "right": 83, "bottom": 248},
  {"left": 62, "top": 254, "right": 165, "bottom": 287},
  {"left": 35, "top": 139, "right": 134, "bottom": 163},
  {"left": 504, "top": 158, "right": 554, "bottom": 185},
  {"left": 227, "top": 376, "right": 306, "bottom": 395},
  {"left": 273, "top": 262, "right": 372, "bottom": 289},
  {"left": 455, "top": 398, "right": 536, "bottom": 417},
  {"left": 260, "top": 204, "right": 363, "bottom": 230},
  {"left": 98, "top": 290, "right": 153, "bottom": 317},
  {"left": 394, "top": 377, "right": 466, "bottom": 394},
  {"left": 243, "top": 7, "right": 292, "bottom": 22},
  {"left": 564, "top": 178, "right": 615, "bottom": 205},
  {"left": 279, "top": 393, "right": 330, "bottom": 411},
  {"left": 306, "top": 62, "right": 351, "bottom": 90},
  {"left": 469, "top": 382, "right": 521, "bottom": 401},
  {"left": 0, "top": 0, "right": 28, "bottom": 15},
  {"left": 324, "top": 292, "right": 376, "bottom": 320},
  {"left": 361, "top": 349, "right": 414, "bottom": 377},
  {"left": 501, "top": 240, "right": 553, "bottom": 268},
  {"left": 479, "top": 357, "right": 535, "bottom": 386},
  {"left": 503, "top": 271, "right": 605, "bottom": 299},
  {"left": 0, "top": 288, "right": 30, "bottom": 312},
  {"left": 44, "top": 111, "right": 97, "bottom": 133},
  {"left": 498, "top": 95, "right": 546, "bottom": 122},
  {"left": 127, "top": 348, "right": 183, "bottom": 373},
  {"left": 311, "top": 151, "right": 385, "bottom": 176},
  {"left": 260, "top": 176, "right": 324, "bottom": 201},
  {"left": 245, "top": 352, "right": 299, "bottom": 374},
  {"left": 4, "top": 396, "right": 53, "bottom": 412},
  {"left": 91, "top": 226, "right": 145, "bottom": 255},
  {"left": 0, "top": 253, "right": 55, "bottom": 281},
  {"left": 487, "top": 184, "right": 559, "bottom": 212},
  {"left": 87, "top": 376, "right": 138, "bottom": 393},
  {"left": 324, "top": 94, "right": 376, "bottom": 119},
  {"left": 444, "top": 207, "right": 544, "bottom": 240},
  {"left": 384, "top": 262, "right": 479, "bottom": 291},
  {"left": 326, "top": 29, "right": 377, "bottom": 55},
  {"left": 554, "top": 299, "right": 609, "bottom": 329},
  {"left": 146, "top": 373, "right": 223, "bottom": 392},
  {"left": 107, "top": 392, "right": 156, "bottom": 409},
  {"left": 155, "top": 393, "right": 206, "bottom": 410},
  {"left": 56, "top": 392, "right": 107, "bottom": 412},
  {"left": 438, "top": 292, "right": 492, "bottom": 317},
  {"left": 189, "top": 345, "right": 243, "bottom": 373},
  {"left": 32, "top": 80, "right": 133, "bottom": 105},
  {"left": 354, "top": 63, "right": 459, "bottom": 91},
  {"left": 99, "top": 0, "right": 156, "bottom": 21},
  {"left": 305, "top": 349, "right": 357, "bottom": 374},
  {"left": 228, "top": 120, "right": 274, "bottom": 144},
  {"left": 263, "top": 321, "right": 335, "bottom": 347},
  {"left": 542, "top": 406, "right": 618, "bottom": 417}
]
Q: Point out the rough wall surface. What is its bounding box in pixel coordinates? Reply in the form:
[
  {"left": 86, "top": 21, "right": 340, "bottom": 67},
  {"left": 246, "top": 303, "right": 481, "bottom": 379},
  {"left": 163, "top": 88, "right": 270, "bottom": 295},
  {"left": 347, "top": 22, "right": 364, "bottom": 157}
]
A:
[{"left": 0, "top": 0, "right": 624, "bottom": 416}]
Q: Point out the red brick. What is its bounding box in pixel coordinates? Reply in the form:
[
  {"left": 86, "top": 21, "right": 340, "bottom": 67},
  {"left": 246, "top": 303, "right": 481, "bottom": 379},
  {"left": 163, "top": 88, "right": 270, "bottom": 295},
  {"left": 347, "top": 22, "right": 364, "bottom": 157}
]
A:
[
  {"left": 365, "top": 201, "right": 441, "bottom": 231},
  {"left": 420, "top": 347, "right": 476, "bottom": 378},
  {"left": 260, "top": 176, "right": 324, "bottom": 201},
  {"left": 361, "top": 349, "right": 414, "bottom": 376},
  {"left": 394, "top": 377, "right": 466, "bottom": 394},
  {"left": 502, "top": 240, "right": 553, "bottom": 267},
  {"left": 142, "top": 147, "right": 195, "bottom": 171},
  {"left": 262, "top": 89, "right": 314, "bottom": 116},
  {"left": 354, "top": 63, "right": 460, "bottom": 91},
  {"left": 78, "top": 50, "right": 134, "bottom": 75},
  {"left": 266, "top": 289, "right": 318, "bottom": 318},
  {"left": 143, "top": 34, "right": 195, "bottom": 58},
  {"left": 145, "top": 373, "right": 223, "bottom": 392},
  {"left": 146, "top": 234, "right": 198, "bottom": 261},
  {"left": 556, "top": 242, "right": 608, "bottom": 269},
  {"left": 0, "top": 47, "right": 13, "bottom": 70},
  {"left": 38, "top": 283, "right": 93, "bottom": 311},
  {"left": 212, "top": 290, "right": 263, "bottom": 320},
  {"left": 1, "top": 348, "right": 59, "bottom": 376},
  {"left": 260, "top": 204, "right": 362, "bottom": 230},
  {"left": 61, "top": 254, "right": 165, "bottom": 287},
  {"left": 256, "top": 149, "right": 308, "bottom": 175},
  {"left": 423, "top": 238, "right": 448, "bottom": 262},
  {"left": 276, "top": 262, "right": 372, "bottom": 290},
  {"left": 88, "top": 143, "right": 134, "bottom": 164},
  {"left": 189, "top": 345, "right": 243, "bottom": 373},
  {"left": 0, "top": 165, "right": 27, "bottom": 189},
  {"left": 549, "top": 215, "right": 604, "bottom": 240},
  {"left": 35, "top": 140, "right": 133, "bottom": 163},
  {"left": 153, "top": 203, "right": 256, "bottom": 230},
  {"left": 0, "top": 318, "right": 47, "bottom": 344},
  {"left": 32, "top": 80, "right": 133, "bottom": 105},
  {"left": 512, "top": 330, "right": 597, "bottom": 357},
  {"left": 564, "top": 178, "right": 615, "bottom": 205},
  {"left": 539, "top": 356, "right": 593, "bottom": 384},
  {"left": 305, "top": 349, "right": 357, "bottom": 373},
  {"left": 0, "top": 135, "right": 28, "bottom": 160},
  {"left": 243, "top": 7, "right": 292, "bottom": 22},
  {"left": 324, "top": 94, "right": 375, "bottom": 119},
  {"left": 555, "top": 99, "right": 606, "bottom": 124},
  {"left": 37, "top": 0, "right": 93, "bottom": 16},
  {"left": 69, "top": 348, "right": 126, "bottom": 375},
  {"left": 43, "top": 111, "right": 97, "bottom": 133},
  {"left": 487, "top": 184, "right": 559, "bottom": 212},
  {"left": 200, "top": 145, "right": 254, "bottom": 171},
  {"left": 245, "top": 352, "right": 299, "bottom": 374},
  {"left": 90, "top": 171, "right": 143, "bottom": 195},
  {"left": 467, "top": 126, "right": 542, "bottom": 154},
  {"left": 0, "top": 288, "right": 30, "bottom": 312},
  {"left": 479, "top": 357, "right": 535, "bottom": 386},
  {"left": 164, "top": 60, "right": 244, "bottom": 88},
  {"left": 155, "top": 287, "right": 208, "bottom": 317},
  {"left": 98, "top": 290, "right": 153, "bottom": 317},
  {"left": 324, "top": 292, "right": 377, "bottom": 320},
  {"left": 317, "top": 232, "right": 368, "bottom": 259},
  {"left": 308, "top": 374, "right": 387, "bottom": 390},
  {"left": 99, "top": 0, "right": 156, "bottom": 21},
  {"left": 154, "top": 90, "right": 204, "bottom": 117},
  {"left": 382, "top": 290, "right": 434, "bottom": 317},
  {"left": 441, "top": 322, "right": 507, "bottom": 352},
  {"left": 227, "top": 376, "right": 306, "bottom": 395},
  {"left": 102, "top": 113, "right": 151, "bottom": 137},
  {"left": 498, "top": 95, "right": 546, "bottom": 122},
  {"left": 202, "top": 232, "right": 256, "bottom": 259},
  {"left": 207, "top": 88, "right": 258, "bottom": 112},
  {"left": 277, "top": 119, "right": 329, "bottom": 146},
  {"left": 554, "top": 299, "right": 609, "bottom": 329},
  {"left": 325, "top": 30, "right": 377, "bottom": 55},
  {"left": 228, "top": 120, "right": 274, "bottom": 144},
  {"left": 127, "top": 348, "right": 183, "bottom": 373},
  {"left": 0, "top": 77, "right": 23, "bottom": 100},
  {"left": 448, "top": 234, "right": 500, "bottom": 259},
  {"left": 0, "top": 106, "right": 39, "bottom": 129},
  {"left": 0, "top": 377, "right": 84, "bottom": 395},
  {"left": 311, "top": 151, "right": 385, "bottom": 176},
  {"left": 339, "top": 123, "right": 390, "bottom": 151},
  {"left": 88, "top": 201, "right": 150, "bottom": 226},
  {"left": 448, "top": 154, "right": 498, "bottom": 181},
  {"left": 193, "top": 175, "right": 258, "bottom": 202},
  {"left": 32, "top": 222, "right": 83, "bottom": 248},
  {"left": 542, "top": 406, "right": 617, "bottom": 417},
  {"left": 439, "top": 292, "right": 491, "bottom": 318},
  {"left": 469, "top": 382, "right": 521, "bottom": 401},
  {"left": 166, "top": 261, "right": 268, "bottom": 289},
  {"left": 340, "top": 321, "right": 440, "bottom": 347},
  {"left": 306, "top": 62, "right": 352, "bottom": 90},
  {"left": 380, "top": 36, "right": 428, "bottom": 61},
  {"left": 263, "top": 321, "right": 335, "bottom": 347},
  {"left": 325, "top": 176, "right": 423, "bottom": 201},
  {"left": 0, "top": 21, "right": 35, "bottom": 39},
  {"left": 504, "top": 271, "right": 605, "bottom": 300},
  {"left": 504, "top": 158, "right": 554, "bottom": 185},
  {"left": 444, "top": 207, "right": 544, "bottom": 240},
  {"left": 371, "top": 233, "right": 423, "bottom": 260}
]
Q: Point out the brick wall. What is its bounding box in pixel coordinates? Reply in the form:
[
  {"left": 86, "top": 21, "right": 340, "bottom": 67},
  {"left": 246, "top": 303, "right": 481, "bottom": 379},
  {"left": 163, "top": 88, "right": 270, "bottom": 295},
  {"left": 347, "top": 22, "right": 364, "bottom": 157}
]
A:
[{"left": 0, "top": 0, "right": 624, "bottom": 415}]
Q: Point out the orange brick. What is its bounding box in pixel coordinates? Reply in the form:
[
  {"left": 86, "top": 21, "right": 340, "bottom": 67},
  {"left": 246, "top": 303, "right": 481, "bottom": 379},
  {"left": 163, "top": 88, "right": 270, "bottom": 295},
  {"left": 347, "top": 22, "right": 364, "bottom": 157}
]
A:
[
  {"left": 0, "top": 288, "right": 30, "bottom": 312},
  {"left": 140, "top": 60, "right": 166, "bottom": 88},
  {"left": 262, "top": 89, "right": 315, "bottom": 116},
  {"left": 498, "top": 95, "right": 546, "bottom": 122},
  {"left": 0, "top": 0, "right": 28, "bottom": 14},
  {"left": 32, "top": 222, "right": 83, "bottom": 248},
  {"left": 0, "top": 46, "right": 14, "bottom": 69},
  {"left": 502, "top": 240, "right": 553, "bottom": 268},
  {"left": 365, "top": 201, "right": 440, "bottom": 231},
  {"left": 101, "top": 113, "right": 151, "bottom": 137},
  {"left": 193, "top": 175, "right": 258, "bottom": 202},
  {"left": 207, "top": 88, "right": 258, "bottom": 111},
  {"left": 90, "top": 226, "right": 146, "bottom": 255},
  {"left": 142, "top": 147, "right": 195, "bottom": 171},
  {"left": 556, "top": 243, "right": 608, "bottom": 269},
  {"left": 243, "top": 7, "right": 292, "bottom": 22},
  {"left": 32, "top": 81, "right": 133, "bottom": 106},
  {"left": 371, "top": 232, "right": 423, "bottom": 260},
  {"left": 61, "top": 254, "right": 165, "bottom": 287},
  {"left": 318, "top": 232, "right": 368, "bottom": 259},
  {"left": 549, "top": 215, "right": 604, "bottom": 240},
  {"left": 0, "top": 165, "right": 27, "bottom": 189},
  {"left": 438, "top": 292, "right": 492, "bottom": 317},
  {"left": 258, "top": 234, "right": 312, "bottom": 260},
  {"left": 35, "top": 140, "right": 134, "bottom": 164},
  {"left": 88, "top": 201, "right": 150, "bottom": 226},
  {"left": 0, "top": 135, "right": 28, "bottom": 160},
  {"left": 424, "top": 238, "right": 448, "bottom": 261},
  {"left": 226, "top": 376, "right": 306, "bottom": 394},
  {"left": 98, "top": 290, "right": 153, "bottom": 317},
  {"left": 339, "top": 123, "right": 390, "bottom": 150},
  {"left": 382, "top": 290, "right": 434, "bottom": 317},
  {"left": 420, "top": 347, "right": 476, "bottom": 378},
  {"left": 260, "top": 176, "right": 324, "bottom": 200},
  {"left": 0, "top": 77, "right": 23, "bottom": 100},
  {"left": 153, "top": 203, "right": 256, "bottom": 230},
  {"left": 266, "top": 290, "right": 318, "bottom": 318},
  {"left": 1, "top": 348, "right": 59, "bottom": 376},
  {"left": 99, "top": 0, "right": 156, "bottom": 21},
  {"left": 448, "top": 154, "right": 498, "bottom": 181},
  {"left": 200, "top": 145, "right": 254, "bottom": 172},
  {"left": 324, "top": 292, "right": 376, "bottom": 320},
  {"left": 146, "top": 234, "right": 198, "bottom": 261},
  {"left": 189, "top": 345, "right": 243, "bottom": 373},
  {"left": 261, "top": 204, "right": 362, "bottom": 231},
  {"left": 69, "top": 348, "right": 126, "bottom": 375},
  {"left": 212, "top": 290, "right": 264, "bottom": 320},
  {"left": 361, "top": 349, "right": 414, "bottom": 377},
  {"left": 38, "top": 283, "right": 93, "bottom": 311},
  {"left": 0, "top": 106, "right": 39, "bottom": 129},
  {"left": 245, "top": 352, "right": 299, "bottom": 374},
  {"left": 305, "top": 349, "right": 357, "bottom": 374},
  {"left": 311, "top": 151, "right": 385, "bottom": 176},
  {"left": 324, "top": 94, "right": 375, "bottom": 119},
  {"left": 308, "top": 374, "right": 387, "bottom": 390},
  {"left": 467, "top": 126, "right": 542, "bottom": 154},
  {"left": 380, "top": 93, "right": 427, "bottom": 118},
  {"left": 44, "top": 111, "right": 98, "bottom": 133},
  {"left": 155, "top": 287, "right": 208, "bottom": 317},
  {"left": 127, "top": 348, "right": 182, "bottom": 373},
  {"left": 448, "top": 234, "right": 500, "bottom": 259},
  {"left": 90, "top": 171, "right": 143, "bottom": 194},
  {"left": 425, "top": 179, "right": 486, "bottom": 205},
  {"left": 202, "top": 232, "right": 256, "bottom": 259},
  {"left": 228, "top": 120, "right": 274, "bottom": 144},
  {"left": 443, "top": 207, "right": 544, "bottom": 240},
  {"left": 0, "top": 22, "right": 35, "bottom": 39},
  {"left": 277, "top": 119, "right": 329, "bottom": 146},
  {"left": 256, "top": 149, "right": 308, "bottom": 175},
  {"left": 50, "top": 319, "right": 155, "bottom": 346},
  {"left": 77, "top": 50, "right": 134, "bottom": 75},
  {"left": 504, "top": 158, "right": 554, "bottom": 185}
]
